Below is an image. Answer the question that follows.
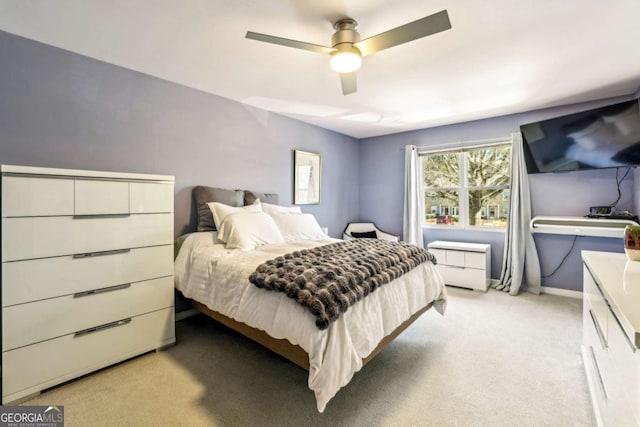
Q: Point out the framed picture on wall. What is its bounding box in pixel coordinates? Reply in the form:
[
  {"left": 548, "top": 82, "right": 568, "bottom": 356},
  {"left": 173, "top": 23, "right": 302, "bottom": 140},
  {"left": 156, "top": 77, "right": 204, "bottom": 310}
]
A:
[{"left": 294, "top": 150, "right": 321, "bottom": 205}]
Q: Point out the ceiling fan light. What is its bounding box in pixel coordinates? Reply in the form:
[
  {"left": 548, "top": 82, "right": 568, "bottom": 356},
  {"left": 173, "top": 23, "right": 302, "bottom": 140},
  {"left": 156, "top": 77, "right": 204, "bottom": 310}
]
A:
[{"left": 330, "top": 48, "right": 362, "bottom": 73}]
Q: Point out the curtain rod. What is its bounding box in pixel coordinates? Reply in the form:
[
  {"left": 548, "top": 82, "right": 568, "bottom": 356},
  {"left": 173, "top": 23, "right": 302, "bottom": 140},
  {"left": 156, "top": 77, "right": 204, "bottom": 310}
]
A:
[{"left": 401, "top": 136, "right": 512, "bottom": 152}]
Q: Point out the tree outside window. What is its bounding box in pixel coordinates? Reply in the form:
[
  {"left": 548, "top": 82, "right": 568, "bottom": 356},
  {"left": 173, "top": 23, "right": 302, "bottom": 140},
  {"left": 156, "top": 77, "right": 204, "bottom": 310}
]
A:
[{"left": 422, "top": 144, "right": 511, "bottom": 228}]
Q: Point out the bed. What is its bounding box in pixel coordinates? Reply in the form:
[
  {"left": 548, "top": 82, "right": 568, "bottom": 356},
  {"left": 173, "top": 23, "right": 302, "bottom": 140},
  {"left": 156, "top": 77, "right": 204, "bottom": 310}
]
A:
[{"left": 174, "top": 186, "right": 447, "bottom": 412}]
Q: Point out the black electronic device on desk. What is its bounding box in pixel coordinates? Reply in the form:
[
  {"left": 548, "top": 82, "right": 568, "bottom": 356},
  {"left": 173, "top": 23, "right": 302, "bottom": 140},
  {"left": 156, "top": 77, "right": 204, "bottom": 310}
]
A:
[{"left": 585, "top": 206, "right": 639, "bottom": 224}]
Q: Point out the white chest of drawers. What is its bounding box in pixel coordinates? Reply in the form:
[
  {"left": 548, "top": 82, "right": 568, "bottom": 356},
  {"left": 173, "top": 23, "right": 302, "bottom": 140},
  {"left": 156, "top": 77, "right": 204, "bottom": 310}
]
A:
[
  {"left": 1, "top": 165, "right": 176, "bottom": 404},
  {"left": 427, "top": 240, "right": 491, "bottom": 291},
  {"left": 582, "top": 251, "right": 640, "bottom": 427}
]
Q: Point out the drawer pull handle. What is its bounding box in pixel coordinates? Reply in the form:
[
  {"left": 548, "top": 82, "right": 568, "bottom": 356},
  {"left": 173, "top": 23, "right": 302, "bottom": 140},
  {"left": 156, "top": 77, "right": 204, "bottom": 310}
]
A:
[
  {"left": 609, "top": 310, "right": 637, "bottom": 353},
  {"left": 588, "top": 308, "right": 608, "bottom": 350},
  {"left": 74, "top": 283, "right": 131, "bottom": 298},
  {"left": 589, "top": 346, "right": 608, "bottom": 401},
  {"left": 448, "top": 265, "right": 466, "bottom": 270},
  {"left": 73, "top": 248, "right": 131, "bottom": 259},
  {"left": 73, "top": 214, "right": 130, "bottom": 219},
  {"left": 74, "top": 318, "right": 132, "bottom": 338}
]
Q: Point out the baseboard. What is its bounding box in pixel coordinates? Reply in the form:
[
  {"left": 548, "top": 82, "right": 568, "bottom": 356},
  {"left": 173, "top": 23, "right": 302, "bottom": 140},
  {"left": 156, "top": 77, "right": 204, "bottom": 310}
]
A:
[
  {"left": 175, "top": 308, "right": 200, "bottom": 321},
  {"left": 541, "top": 286, "right": 582, "bottom": 299}
]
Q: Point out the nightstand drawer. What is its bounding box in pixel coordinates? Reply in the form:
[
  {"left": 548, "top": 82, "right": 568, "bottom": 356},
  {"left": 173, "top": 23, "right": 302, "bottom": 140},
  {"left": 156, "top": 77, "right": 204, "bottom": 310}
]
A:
[
  {"left": 429, "top": 249, "right": 445, "bottom": 265},
  {"left": 438, "top": 265, "right": 485, "bottom": 287},
  {"left": 465, "top": 252, "right": 485, "bottom": 269},
  {"left": 3, "top": 245, "right": 173, "bottom": 306},
  {"left": 446, "top": 250, "right": 465, "bottom": 267},
  {"left": 3, "top": 276, "right": 173, "bottom": 351},
  {"left": 2, "top": 307, "right": 175, "bottom": 402}
]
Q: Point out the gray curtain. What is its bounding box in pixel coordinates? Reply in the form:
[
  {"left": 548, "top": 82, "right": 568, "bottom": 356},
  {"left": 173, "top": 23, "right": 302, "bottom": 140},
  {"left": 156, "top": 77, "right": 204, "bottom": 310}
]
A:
[
  {"left": 403, "top": 145, "right": 424, "bottom": 247},
  {"left": 496, "top": 132, "right": 541, "bottom": 295}
]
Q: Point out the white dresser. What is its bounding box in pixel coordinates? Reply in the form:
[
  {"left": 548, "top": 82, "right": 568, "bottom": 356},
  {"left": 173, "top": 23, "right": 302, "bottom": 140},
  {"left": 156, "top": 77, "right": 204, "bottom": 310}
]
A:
[
  {"left": 1, "top": 165, "right": 176, "bottom": 404},
  {"left": 427, "top": 241, "right": 491, "bottom": 291},
  {"left": 582, "top": 251, "right": 640, "bottom": 427}
]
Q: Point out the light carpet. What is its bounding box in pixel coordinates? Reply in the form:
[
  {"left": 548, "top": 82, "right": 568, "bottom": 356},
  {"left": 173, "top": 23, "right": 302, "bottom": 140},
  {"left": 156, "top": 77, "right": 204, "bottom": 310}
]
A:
[{"left": 22, "top": 287, "right": 595, "bottom": 426}]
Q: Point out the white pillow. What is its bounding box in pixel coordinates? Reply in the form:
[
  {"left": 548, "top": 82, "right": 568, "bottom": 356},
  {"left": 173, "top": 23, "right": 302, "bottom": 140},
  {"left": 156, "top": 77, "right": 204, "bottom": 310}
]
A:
[
  {"left": 270, "top": 212, "right": 326, "bottom": 241},
  {"left": 218, "top": 211, "right": 284, "bottom": 250},
  {"left": 262, "top": 202, "right": 302, "bottom": 215},
  {"left": 208, "top": 199, "right": 261, "bottom": 229}
]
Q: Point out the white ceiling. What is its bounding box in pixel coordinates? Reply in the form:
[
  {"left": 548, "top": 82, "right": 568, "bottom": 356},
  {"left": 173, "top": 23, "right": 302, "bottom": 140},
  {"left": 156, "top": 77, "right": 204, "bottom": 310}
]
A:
[{"left": 1, "top": 0, "right": 639, "bottom": 139}]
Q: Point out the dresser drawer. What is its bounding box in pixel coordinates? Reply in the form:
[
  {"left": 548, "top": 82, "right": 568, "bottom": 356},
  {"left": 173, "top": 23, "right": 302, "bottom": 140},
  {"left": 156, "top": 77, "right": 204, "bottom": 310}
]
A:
[
  {"left": 583, "top": 297, "right": 606, "bottom": 354},
  {"left": 130, "top": 182, "right": 173, "bottom": 213},
  {"left": 74, "top": 179, "right": 129, "bottom": 216},
  {"left": 2, "top": 213, "right": 173, "bottom": 261},
  {"left": 583, "top": 342, "right": 608, "bottom": 419},
  {"left": 3, "top": 276, "right": 173, "bottom": 350},
  {"left": 2, "top": 176, "right": 74, "bottom": 217},
  {"left": 3, "top": 245, "right": 173, "bottom": 306},
  {"left": 584, "top": 268, "right": 608, "bottom": 346},
  {"left": 2, "top": 307, "right": 175, "bottom": 403},
  {"left": 603, "top": 311, "right": 640, "bottom": 423}
]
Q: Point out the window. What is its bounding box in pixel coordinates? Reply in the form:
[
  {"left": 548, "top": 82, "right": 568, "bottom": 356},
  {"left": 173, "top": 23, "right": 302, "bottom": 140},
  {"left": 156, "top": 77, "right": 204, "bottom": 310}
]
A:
[{"left": 422, "top": 143, "right": 511, "bottom": 228}]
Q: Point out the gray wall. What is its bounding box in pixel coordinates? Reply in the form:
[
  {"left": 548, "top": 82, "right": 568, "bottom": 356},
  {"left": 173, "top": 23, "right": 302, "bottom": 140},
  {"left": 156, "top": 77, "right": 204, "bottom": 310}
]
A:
[
  {"left": 0, "top": 31, "right": 360, "bottom": 238},
  {"left": 359, "top": 98, "right": 638, "bottom": 292}
]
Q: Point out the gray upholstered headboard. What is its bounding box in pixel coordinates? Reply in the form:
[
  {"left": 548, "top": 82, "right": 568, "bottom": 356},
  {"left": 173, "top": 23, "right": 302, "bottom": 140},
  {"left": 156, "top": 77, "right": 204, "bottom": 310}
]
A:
[
  {"left": 192, "top": 185, "right": 279, "bottom": 232},
  {"left": 175, "top": 186, "right": 280, "bottom": 258}
]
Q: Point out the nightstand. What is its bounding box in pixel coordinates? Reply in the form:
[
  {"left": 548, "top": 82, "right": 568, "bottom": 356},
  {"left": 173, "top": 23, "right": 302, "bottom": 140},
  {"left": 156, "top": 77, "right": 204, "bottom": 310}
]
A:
[{"left": 427, "top": 240, "right": 491, "bottom": 291}]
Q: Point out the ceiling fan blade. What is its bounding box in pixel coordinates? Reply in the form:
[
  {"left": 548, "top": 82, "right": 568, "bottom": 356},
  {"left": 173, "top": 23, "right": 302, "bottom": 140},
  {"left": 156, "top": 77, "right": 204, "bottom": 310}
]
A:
[
  {"left": 246, "top": 31, "right": 335, "bottom": 55},
  {"left": 340, "top": 72, "right": 357, "bottom": 95},
  {"left": 354, "top": 10, "right": 451, "bottom": 56}
]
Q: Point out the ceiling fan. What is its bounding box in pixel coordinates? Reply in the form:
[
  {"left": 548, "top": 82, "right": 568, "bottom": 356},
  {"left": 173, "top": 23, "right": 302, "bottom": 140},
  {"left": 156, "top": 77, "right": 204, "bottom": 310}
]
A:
[{"left": 245, "top": 10, "right": 451, "bottom": 96}]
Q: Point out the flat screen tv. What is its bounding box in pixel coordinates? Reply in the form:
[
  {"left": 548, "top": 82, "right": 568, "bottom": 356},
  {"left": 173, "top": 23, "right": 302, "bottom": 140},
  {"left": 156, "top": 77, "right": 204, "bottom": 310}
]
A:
[{"left": 521, "top": 99, "right": 640, "bottom": 173}]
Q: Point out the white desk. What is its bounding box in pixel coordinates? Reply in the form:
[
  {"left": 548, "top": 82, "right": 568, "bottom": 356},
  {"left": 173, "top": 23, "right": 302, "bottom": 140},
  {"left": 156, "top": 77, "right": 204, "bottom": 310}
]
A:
[{"left": 530, "top": 216, "right": 636, "bottom": 238}]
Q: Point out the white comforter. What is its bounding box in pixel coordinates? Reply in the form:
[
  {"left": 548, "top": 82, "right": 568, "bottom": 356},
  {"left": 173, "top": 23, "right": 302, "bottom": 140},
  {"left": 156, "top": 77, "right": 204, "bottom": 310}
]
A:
[{"left": 174, "top": 232, "right": 447, "bottom": 412}]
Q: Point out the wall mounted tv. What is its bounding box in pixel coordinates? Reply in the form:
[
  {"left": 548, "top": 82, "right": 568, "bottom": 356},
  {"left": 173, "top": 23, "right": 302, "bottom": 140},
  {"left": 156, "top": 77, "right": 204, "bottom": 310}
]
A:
[{"left": 521, "top": 99, "right": 640, "bottom": 173}]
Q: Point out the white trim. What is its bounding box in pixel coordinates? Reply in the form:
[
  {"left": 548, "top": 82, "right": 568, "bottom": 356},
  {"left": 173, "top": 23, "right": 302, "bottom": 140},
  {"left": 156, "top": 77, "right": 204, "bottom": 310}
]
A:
[
  {"left": 460, "top": 152, "right": 469, "bottom": 227},
  {"left": 541, "top": 286, "right": 582, "bottom": 299},
  {"left": 416, "top": 137, "right": 511, "bottom": 154},
  {"left": 423, "top": 224, "right": 506, "bottom": 233},
  {"left": 1, "top": 164, "right": 174, "bottom": 182}
]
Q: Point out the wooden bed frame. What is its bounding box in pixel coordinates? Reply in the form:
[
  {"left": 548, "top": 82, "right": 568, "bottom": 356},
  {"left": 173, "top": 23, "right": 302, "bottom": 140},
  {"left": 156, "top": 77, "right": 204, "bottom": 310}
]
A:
[{"left": 188, "top": 298, "right": 433, "bottom": 370}]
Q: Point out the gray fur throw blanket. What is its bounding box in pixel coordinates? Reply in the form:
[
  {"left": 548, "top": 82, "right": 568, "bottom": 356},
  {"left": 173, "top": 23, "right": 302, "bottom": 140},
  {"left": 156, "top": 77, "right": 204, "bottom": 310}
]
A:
[{"left": 249, "top": 239, "right": 437, "bottom": 330}]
